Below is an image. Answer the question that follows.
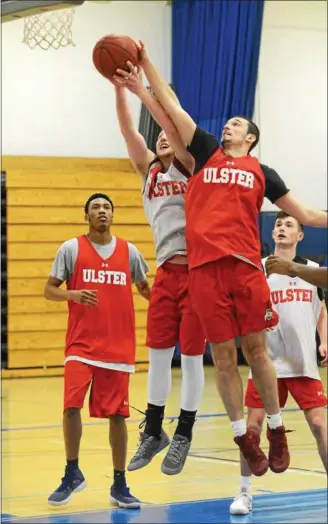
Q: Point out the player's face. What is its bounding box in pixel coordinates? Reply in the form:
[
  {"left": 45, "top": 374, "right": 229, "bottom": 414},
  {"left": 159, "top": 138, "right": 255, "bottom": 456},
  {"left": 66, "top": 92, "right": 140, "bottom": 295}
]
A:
[
  {"left": 156, "top": 131, "right": 174, "bottom": 160},
  {"left": 273, "top": 217, "right": 304, "bottom": 247},
  {"left": 86, "top": 198, "right": 113, "bottom": 232},
  {"left": 221, "top": 117, "right": 254, "bottom": 150}
]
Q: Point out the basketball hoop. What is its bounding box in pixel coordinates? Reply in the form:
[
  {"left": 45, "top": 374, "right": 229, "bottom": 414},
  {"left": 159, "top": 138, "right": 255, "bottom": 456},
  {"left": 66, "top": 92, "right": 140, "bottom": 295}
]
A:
[{"left": 22, "top": 7, "right": 76, "bottom": 50}]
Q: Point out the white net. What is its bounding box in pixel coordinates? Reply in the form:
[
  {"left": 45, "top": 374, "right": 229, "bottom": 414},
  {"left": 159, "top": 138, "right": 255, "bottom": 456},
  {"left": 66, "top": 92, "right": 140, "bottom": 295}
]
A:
[{"left": 22, "top": 7, "right": 76, "bottom": 50}]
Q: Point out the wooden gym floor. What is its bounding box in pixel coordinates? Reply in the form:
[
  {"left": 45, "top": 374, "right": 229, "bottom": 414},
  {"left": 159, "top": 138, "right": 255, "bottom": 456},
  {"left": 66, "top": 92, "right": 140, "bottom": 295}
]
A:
[{"left": 1, "top": 366, "right": 327, "bottom": 523}]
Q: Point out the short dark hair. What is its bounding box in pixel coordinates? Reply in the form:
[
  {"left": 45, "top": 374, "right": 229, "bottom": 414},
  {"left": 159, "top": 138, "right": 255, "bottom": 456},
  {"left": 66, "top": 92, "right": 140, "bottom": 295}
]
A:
[
  {"left": 275, "top": 210, "right": 304, "bottom": 232},
  {"left": 84, "top": 193, "right": 114, "bottom": 215},
  {"left": 235, "top": 115, "right": 260, "bottom": 153}
]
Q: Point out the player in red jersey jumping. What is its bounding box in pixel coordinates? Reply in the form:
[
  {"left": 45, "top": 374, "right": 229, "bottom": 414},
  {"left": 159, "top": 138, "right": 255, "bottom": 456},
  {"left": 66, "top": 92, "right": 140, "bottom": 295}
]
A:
[
  {"left": 44, "top": 193, "right": 150, "bottom": 509},
  {"left": 129, "top": 42, "right": 328, "bottom": 478}
]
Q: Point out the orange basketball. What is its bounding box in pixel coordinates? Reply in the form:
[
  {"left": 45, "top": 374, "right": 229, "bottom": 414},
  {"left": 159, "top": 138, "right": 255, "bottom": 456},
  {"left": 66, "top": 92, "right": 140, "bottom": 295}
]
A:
[{"left": 92, "top": 34, "right": 139, "bottom": 82}]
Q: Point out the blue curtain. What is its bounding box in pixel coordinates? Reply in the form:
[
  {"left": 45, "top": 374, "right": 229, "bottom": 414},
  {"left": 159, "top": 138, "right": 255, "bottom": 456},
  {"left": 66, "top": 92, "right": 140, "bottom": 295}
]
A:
[{"left": 172, "top": 0, "right": 264, "bottom": 135}]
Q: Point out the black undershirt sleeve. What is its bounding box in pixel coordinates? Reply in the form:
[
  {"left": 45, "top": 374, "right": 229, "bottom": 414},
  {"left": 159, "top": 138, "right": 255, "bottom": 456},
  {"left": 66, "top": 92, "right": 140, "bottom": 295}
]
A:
[
  {"left": 187, "top": 126, "right": 220, "bottom": 174},
  {"left": 261, "top": 164, "right": 290, "bottom": 203}
]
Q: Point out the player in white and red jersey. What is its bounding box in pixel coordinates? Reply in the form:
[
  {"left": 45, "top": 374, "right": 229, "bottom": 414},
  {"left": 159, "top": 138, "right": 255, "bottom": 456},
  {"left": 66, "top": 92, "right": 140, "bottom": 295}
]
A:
[
  {"left": 133, "top": 41, "right": 327, "bottom": 478},
  {"left": 113, "top": 65, "right": 205, "bottom": 476},
  {"left": 44, "top": 193, "right": 149, "bottom": 509},
  {"left": 230, "top": 211, "right": 327, "bottom": 515}
]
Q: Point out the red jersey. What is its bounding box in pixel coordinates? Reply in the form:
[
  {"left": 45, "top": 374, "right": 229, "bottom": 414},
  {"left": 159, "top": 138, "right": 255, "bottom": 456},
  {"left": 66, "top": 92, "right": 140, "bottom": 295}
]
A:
[
  {"left": 185, "top": 127, "right": 289, "bottom": 270},
  {"left": 65, "top": 235, "right": 135, "bottom": 364}
]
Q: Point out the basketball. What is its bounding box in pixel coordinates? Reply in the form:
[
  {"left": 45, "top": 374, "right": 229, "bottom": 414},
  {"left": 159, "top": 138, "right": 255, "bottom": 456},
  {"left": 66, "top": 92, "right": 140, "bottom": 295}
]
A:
[{"left": 92, "top": 34, "right": 139, "bottom": 82}]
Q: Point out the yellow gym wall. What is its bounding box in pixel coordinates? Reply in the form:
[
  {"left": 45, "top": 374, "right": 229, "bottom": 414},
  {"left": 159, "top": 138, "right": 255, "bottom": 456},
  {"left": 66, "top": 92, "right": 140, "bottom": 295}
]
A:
[{"left": 3, "top": 155, "right": 155, "bottom": 373}]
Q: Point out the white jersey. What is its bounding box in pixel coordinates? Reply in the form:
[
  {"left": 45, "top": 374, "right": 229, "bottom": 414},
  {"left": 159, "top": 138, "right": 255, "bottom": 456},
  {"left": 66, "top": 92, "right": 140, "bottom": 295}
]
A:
[
  {"left": 142, "top": 158, "right": 189, "bottom": 267},
  {"left": 250, "top": 256, "right": 323, "bottom": 380}
]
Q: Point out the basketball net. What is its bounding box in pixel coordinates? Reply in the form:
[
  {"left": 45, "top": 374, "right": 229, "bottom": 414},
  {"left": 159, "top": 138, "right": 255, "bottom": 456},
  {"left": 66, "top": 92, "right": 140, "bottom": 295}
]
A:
[{"left": 22, "top": 7, "right": 76, "bottom": 50}]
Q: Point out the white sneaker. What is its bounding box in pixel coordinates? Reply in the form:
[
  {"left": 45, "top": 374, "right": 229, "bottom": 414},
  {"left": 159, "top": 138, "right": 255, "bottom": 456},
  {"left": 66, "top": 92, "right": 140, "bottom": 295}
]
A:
[{"left": 230, "top": 492, "right": 253, "bottom": 515}]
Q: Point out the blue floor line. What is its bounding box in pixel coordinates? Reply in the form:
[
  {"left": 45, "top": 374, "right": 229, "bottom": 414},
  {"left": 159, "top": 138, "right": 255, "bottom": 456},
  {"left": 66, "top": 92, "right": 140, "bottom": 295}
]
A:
[
  {"left": 2, "top": 488, "right": 327, "bottom": 524},
  {"left": 1, "top": 406, "right": 308, "bottom": 432}
]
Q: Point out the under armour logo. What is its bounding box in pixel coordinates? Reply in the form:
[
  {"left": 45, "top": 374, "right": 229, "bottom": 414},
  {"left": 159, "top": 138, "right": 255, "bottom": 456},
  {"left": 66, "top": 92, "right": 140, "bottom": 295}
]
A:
[
  {"left": 265, "top": 308, "right": 273, "bottom": 321},
  {"left": 123, "top": 401, "right": 129, "bottom": 406},
  {"left": 102, "top": 263, "right": 108, "bottom": 268},
  {"left": 226, "top": 161, "right": 234, "bottom": 166},
  {"left": 289, "top": 281, "right": 297, "bottom": 286},
  {"left": 318, "top": 391, "right": 323, "bottom": 396}
]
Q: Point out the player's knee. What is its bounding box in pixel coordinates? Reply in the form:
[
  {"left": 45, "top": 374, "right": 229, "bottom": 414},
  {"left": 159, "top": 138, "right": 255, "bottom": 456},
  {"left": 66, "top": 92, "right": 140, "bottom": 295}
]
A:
[
  {"left": 243, "top": 344, "right": 268, "bottom": 367},
  {"left": 210, "top": 341, "right": 237, "bottom": 372},
  {"left": 109, "top": 414, "right": 125, "bottom": 425},
  {"left": 213, "top": 356, "right": 237, "bottom": 373},
  {"left": 307, "top": 413, "right": 326, "bottom": 438},
  {"left": 64, "top": 407, "right": 80, "bottom": 418}
]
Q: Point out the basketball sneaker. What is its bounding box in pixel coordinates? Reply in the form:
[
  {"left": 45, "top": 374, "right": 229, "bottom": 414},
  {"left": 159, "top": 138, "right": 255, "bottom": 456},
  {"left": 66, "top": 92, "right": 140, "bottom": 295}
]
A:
[
  {"left": 48, "top": 466, "right": 86, "bottom": 506},
  {"left": 230, "top": 492, "right": 253, "bottom": 515},
  {"left": 267, "top": 425, "right": 291, "bottom": 473},
  {"left": 234, "top": 428, "right": 269, "bottom": 476},
  {"left": 127, "top": 430, "right": 170, "bottom": 471},
  {"left": 161, "top": 434, "right": 191, "bottom": 475},
  {"left": 110, "top": 485, "right": 141, "bottom": 509}
]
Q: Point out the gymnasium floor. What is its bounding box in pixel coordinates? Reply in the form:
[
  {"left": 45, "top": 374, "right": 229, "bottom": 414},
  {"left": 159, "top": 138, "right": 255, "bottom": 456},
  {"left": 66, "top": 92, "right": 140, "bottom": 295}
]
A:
[{"left": 2, "top": 366, "right": 327, "bottom": 523}]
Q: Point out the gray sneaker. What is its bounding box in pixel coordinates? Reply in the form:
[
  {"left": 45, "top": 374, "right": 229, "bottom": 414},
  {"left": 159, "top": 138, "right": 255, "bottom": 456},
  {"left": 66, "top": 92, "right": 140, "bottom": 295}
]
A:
[
  {"left": 161, "top": 434, "right": 191, "bottom": 475},
  {"left": 48, "top": 467, "right": 87, "bottom": 506},
  {"left": 128, "top": 431, "right": 170, "bottom": 471}
]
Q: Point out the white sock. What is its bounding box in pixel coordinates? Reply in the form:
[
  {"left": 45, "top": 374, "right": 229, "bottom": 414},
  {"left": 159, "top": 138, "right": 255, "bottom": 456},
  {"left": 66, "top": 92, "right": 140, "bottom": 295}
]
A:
[
  {"left": 180, "top": 354, "right": 205, "bottom": 411},
  {"left": 147, "top": 348, "right": 175, "bottom": 406},
  {"left": 231, "top": 419, "right": 247, "bottom": 437},
  {"left": 240, "top": 475, "right": 251, "bottom": 494},
  {"left": 267, "top": 412, "right": 282, "bottom": 429}
]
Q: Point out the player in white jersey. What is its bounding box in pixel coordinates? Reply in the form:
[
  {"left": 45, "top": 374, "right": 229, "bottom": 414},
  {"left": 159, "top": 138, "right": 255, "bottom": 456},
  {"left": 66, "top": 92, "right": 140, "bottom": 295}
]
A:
[
  {"left": 230, "top": 211, "right": 327, "bottom": 515},
  {"left": 113, "top": 64, "right": 205, "bottom": 475}
]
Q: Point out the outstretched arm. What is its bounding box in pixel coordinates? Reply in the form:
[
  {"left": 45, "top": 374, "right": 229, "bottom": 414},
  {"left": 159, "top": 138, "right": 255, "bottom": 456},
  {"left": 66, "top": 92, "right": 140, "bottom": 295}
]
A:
[
  {"left": 115, "top": 85, "right": 155, "bottom": 178},
  {"left": 275, "top": 192, "right": 328, "bottom": 228},
  {"left": 138, "top": 42, "right": 197, "bottom": 147},
  {"left": 263, "top": 165, "right": 328, "bottom": 228},
  {"left": 113, "top": 63, "right": 194, "bottom": 172},
  {"left": 265, "top": 256, "right": 328, "bottom": 288}
]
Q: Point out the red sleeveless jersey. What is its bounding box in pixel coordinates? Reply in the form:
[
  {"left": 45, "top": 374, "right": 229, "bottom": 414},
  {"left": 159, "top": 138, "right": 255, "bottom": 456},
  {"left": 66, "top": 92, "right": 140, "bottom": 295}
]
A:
[
  {"left": 186, "top": 149, "right": 266, "bottom": 270},
  {"left": 65, "top": 235, "right": 135, "bottom": 364},
  {"left": 186, "top": 127, "right": 289, "bottom": 270}
]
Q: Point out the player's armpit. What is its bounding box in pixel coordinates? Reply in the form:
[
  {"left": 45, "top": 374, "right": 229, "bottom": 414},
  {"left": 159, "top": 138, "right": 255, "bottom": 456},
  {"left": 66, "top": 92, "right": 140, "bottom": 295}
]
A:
[
  {"left": 135, "top": 280, "right": 151, "bottom": 301},
  {"left": 275, "top": 192, "right": 328, "bottom": 228}
]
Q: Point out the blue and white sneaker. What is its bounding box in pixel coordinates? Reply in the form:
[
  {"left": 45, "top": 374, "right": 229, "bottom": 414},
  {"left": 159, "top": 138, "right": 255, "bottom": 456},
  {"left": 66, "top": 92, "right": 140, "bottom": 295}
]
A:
[
  {"left": 48, "top": 467, "right": 87, "bottom": 506},
  {"left": 110, "top": 484, "right": 141, "bottom": 509}
]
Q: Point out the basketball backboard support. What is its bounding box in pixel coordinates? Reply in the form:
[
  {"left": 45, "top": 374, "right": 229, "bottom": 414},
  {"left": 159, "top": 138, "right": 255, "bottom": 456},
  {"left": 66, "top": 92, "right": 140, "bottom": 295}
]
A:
[{"left": 1, "top": 0, "right": 85, "bottom": 23}]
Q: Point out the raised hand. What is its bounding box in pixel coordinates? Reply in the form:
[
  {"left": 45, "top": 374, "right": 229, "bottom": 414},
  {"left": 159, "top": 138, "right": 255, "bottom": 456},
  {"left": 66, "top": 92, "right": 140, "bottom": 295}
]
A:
[{"left": 113, "top": 61, "right": 144, "bottom": 95}]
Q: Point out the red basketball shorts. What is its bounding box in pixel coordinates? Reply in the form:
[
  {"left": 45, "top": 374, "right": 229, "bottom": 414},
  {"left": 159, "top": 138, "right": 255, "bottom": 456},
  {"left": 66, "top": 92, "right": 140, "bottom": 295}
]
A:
[
  {"left": 146, "top": 262, "right": 205, "bottom": 355},
  {"left": 64, "top": 360, "right": 130, "bottom": 418},
  {"left": 245, "top": 377, "right": 328, "bottom": 410},
  {"left": 189, "top": 255, "right": 278, "bottom": 343}
]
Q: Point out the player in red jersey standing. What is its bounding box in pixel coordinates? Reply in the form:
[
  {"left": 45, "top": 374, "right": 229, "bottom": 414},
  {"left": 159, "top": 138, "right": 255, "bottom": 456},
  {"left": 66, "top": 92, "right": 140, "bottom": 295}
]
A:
[
  {"left": 44, "top": 193, "right": 149, "bottom": 509},
  {"left": 131, "top": 42, "right": 328, "bottom": 478}
]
